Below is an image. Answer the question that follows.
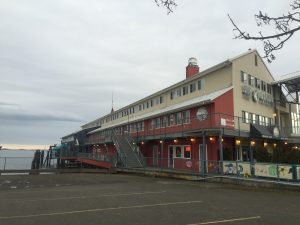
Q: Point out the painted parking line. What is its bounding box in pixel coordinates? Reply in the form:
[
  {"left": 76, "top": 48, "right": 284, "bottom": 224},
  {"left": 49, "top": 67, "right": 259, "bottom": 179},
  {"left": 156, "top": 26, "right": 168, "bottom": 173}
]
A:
[
  {"left": 14, "top": 190, "right": 167, "bottom": 202},
  {"left": 0, "top": 200, "right": 203, "bottom": 220},
  {"left": 188, "top": 216, "right": 261, "bottom": 225}
]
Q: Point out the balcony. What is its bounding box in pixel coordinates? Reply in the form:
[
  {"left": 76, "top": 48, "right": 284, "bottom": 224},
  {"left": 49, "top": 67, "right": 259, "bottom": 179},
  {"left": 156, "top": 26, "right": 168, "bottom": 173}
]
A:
[{"left": 85, "top": 113, "right": 300, "bottom": 144}]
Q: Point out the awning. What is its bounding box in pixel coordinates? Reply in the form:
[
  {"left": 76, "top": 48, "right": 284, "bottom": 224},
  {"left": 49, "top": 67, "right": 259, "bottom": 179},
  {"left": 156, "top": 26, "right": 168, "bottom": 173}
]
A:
[
  {"left": 272, "top": 71, "right": 300, "bottom": 93},
  {"left": 250, "top": 124, "right": 280, "bottom": 139}
]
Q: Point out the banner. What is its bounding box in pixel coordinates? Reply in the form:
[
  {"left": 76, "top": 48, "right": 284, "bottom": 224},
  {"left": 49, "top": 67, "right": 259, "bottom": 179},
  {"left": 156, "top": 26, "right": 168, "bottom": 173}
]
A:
[
  {"left": 223, "top": 161, "right": 251, "bottom": 176},
  {"left": 254, "top": 163, "right": 293, "bottom": 180}
]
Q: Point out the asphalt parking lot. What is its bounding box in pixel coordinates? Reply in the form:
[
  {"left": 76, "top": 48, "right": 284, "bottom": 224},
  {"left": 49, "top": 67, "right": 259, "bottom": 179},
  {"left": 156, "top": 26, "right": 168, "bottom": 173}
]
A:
[{"left": 0, "top": 173, "right": 299, "bottom": 225}]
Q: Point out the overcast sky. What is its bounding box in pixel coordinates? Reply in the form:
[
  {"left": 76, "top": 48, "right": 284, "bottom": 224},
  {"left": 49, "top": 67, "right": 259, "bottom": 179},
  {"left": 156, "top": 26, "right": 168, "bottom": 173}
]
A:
[{"left": 0, "top": 0, "right": 299, "bottom": 147}]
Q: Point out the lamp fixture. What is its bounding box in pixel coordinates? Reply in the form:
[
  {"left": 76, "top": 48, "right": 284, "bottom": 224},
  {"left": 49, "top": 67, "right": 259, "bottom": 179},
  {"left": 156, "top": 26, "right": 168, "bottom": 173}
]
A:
[{"left": 264, "top": 142, "right": 267, "bottom": 147}]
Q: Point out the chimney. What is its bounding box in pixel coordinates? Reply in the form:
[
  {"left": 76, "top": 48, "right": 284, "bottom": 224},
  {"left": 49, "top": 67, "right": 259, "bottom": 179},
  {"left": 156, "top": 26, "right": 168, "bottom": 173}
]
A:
[{"left": 186, "top": 57, "right": 199, "bottom": 78}]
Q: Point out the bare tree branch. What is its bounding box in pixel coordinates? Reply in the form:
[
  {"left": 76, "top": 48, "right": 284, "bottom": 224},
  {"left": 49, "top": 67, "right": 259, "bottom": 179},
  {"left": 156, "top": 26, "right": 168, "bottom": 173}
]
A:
[
  {"left": 154, "top": 0, "right": 177, "bottom": 14},
  {"left": 229, "top": 0, "right": 300, "bottom": 62}
]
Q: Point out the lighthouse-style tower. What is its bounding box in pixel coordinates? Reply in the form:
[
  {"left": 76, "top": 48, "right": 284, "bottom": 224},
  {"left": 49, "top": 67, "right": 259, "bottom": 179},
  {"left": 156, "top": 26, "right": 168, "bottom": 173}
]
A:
[{"left": 186, "top": 57, "right": 199, "bottom": 78}]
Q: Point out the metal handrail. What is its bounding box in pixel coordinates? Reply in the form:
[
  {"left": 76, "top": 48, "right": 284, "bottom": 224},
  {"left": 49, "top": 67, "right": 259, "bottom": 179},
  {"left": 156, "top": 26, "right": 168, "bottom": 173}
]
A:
[
  {"left": 123, "top": 132, "right": 144, "bottom": 166},
  {"left": 111, "top": 129, "right": 127, "bottom": 166},
  {"left": 88, "top": 112, "right": 292, "bottom": 144}
]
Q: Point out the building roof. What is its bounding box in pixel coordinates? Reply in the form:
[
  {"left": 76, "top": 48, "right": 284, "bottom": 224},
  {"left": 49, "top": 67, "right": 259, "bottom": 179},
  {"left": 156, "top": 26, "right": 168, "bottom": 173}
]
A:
[
  {"left": 229, "top": 49, "right": 275, "bottom": 81},
  {"left": 88, "top": 86, "right": 233, "bottom": 134},
  {"left": 61, "top": 126, "right": 100, "bottom": 139},
  {"left": 81, "top": 59, "right": 232, "bottom": 128},
  {"left": 82, "top": 49, "right": 270, "bottom": 129},
  {"left": 272, "top": 71, "right": 300, "bottom": 93}
]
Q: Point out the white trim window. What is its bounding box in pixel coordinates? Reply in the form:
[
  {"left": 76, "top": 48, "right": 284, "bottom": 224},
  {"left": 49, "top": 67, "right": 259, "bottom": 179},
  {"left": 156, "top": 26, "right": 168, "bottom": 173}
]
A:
[
  {"left": 190, "top": 83, "right": 196, "bottom": 93},
  {"left": 182, "top": 86, "right": 188, "bottom": 95},
  {"left": 241, "top": 71, "right": 248, "bottom": 84},
  {"left": 170, "top": 145, "right": 191, "bottom": 159},
  {"left": 175, "top": 112, "right": 182, "bottom": 125},
  {"left": 170, "top": 114, "right": 175, "bottom": 126},
  {"left": 160, "top": 96, "right": 164, "bottom": 104},
  {"left": 150, "top": 119, "right": 155, "bottom": 130},
  {"left": 183, "top": 110, "right": 190, "bottom": 124},
  {"left": 155, "top": 118, "right": 160, "bottom": 129},
  {"left": 198, "top": 79, "right": 205, "bottom": 90}
]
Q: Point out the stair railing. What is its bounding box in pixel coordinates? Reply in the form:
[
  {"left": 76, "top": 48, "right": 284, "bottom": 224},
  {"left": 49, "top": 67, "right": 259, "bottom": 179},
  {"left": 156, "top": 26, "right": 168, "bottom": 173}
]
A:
[
  {"left": 111, "top": 128, "right": 127, "bottom": 167},
  {"left": 123, "top": 131, "right": 144, "bottom": 167}
]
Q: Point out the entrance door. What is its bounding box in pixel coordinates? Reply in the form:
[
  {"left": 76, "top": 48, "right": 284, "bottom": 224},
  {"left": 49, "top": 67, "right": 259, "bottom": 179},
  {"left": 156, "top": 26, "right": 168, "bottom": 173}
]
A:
[
  {"left": 242, "top": 146, "right": 250, "bottom": 162},
  {"left": 153, "top": 145, "right": 158, "bottom": 166},
  {"left": 168, "top": 146, "right": 174, "bottom": 168}
]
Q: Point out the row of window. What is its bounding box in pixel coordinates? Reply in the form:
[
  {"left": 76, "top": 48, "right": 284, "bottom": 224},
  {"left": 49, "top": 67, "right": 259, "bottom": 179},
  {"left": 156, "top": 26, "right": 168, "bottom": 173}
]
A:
[
  {"left": 96, "top": 111, "right": 191, "bottom": 138},
  {"left": 241, "top": 71, "right": 272, "bottom": 94},
  {"left": 94, "top": 121, "right": 146, "bottom": 138},
  {"left": 103, "top": 96, "right": 165, "bottom": 124},
  {"left": 170, "top": 145, "right": 191, "bottom": 159},
  {"left": 150, "top": 111, "right": 190, "bottom": 129},
  {"left": 170, "top": 79, "right": 204, "bottom": 100},
  {"left": 291, "top": 111, "right": 300, "bottom": 134},
  {"left": 92, "top": 79, "right": 205, "bottom": 126},
  {"left": 242, "top": 111, "right": 273, "bottom": 126}
]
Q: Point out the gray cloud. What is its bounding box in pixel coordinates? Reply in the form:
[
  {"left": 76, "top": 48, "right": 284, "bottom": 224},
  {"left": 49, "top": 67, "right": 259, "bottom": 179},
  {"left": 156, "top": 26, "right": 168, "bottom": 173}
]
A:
[
  {"left": 0, "top": 0, "right": 299, "bottom": 145},
  {"left": 0, "top": 102, "right": 19, "bottom": 106},
  {"left": 0, "top": 112, "right": 82, "bottom": 123}
]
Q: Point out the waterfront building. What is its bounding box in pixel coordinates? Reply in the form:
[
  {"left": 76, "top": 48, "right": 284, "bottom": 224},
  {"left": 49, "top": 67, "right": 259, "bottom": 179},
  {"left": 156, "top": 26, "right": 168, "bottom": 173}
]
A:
[{"left": 61, "top": 49, "right": 300, "bottom": 171}]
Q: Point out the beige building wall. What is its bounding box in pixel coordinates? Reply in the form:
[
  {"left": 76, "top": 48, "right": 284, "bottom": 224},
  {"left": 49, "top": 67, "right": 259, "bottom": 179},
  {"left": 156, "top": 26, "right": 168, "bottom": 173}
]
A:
[
  {"left": 98, "top": 64, "right": 232, "bottom": 129},
  {"left": 231, "top": 51, "right": 276, "bottom": 131}
]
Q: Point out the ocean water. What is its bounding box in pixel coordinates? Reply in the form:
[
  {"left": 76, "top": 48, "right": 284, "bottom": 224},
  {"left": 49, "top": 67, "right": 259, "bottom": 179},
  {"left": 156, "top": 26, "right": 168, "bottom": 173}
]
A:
[{"left": 0, "top": 150, "right": 37, "bottom": 170}]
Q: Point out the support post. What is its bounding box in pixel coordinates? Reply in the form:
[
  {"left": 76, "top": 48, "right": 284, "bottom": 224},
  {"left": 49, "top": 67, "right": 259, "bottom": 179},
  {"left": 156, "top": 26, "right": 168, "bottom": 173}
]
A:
[
  {"left": 250, "top": 144, "right": 254, "bottom": 163},
  {"left": 201, "top": 131, "right": 206, "bottom": 176},
  {"left": 4, "top": 157, "right": 6, "bottom": 171},
  {"left": 219, "top": 131, "right": 223, "bottom": 175},
  {"left": 236, "top": 142, "right": 239, "bottom": 161},
  {"left": 160, "top": 141, "right": 163, "bottom": 170}
]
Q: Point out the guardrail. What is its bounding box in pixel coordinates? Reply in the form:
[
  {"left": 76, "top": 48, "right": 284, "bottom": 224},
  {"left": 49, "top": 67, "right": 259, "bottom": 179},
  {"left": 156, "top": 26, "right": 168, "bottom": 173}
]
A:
[
  {"left": 86, "top": 113, "right": 300, "bottom": 143},
  {"left": 0, "top": 157, "right": 57, "bottom": 171},
  {"left": 138, "top": 157, "right": 300, "bottom": 182},
  {"left": 77, "top": 152, "right": 117, "bottom": 164}
]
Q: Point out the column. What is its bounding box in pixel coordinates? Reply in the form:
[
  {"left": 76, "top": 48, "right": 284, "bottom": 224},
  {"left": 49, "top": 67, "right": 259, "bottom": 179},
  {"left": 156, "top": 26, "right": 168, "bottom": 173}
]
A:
[{"left": 219, "top": 132, "right": 223, "bottom": 174}]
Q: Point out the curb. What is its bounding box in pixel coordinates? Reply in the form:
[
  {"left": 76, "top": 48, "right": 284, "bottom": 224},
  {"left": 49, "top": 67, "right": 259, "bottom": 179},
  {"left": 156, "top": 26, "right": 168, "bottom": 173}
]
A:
[{"left": 116, "top": 168, "right": 300, "bottom": 192}]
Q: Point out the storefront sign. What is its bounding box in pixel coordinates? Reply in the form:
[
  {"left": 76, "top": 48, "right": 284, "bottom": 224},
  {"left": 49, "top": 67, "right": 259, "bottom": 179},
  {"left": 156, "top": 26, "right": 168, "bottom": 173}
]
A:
[
  {"left": 196, "top": 107, "right": 208, "bottom": 121},
  {"left": 220, "top": 118, "right": 235, "bottom": 128},
  {"left": 241, "top": 85, "right": 273, "bottom": 107},
  {"left": 223, "top": 161, "right": 251, "bottom": 176},
  {"left": 254, "top": 163, "right": 293, "bottom": 180},
  {"left": 220, "top": 118, "right": 226, "bottom": 126}
]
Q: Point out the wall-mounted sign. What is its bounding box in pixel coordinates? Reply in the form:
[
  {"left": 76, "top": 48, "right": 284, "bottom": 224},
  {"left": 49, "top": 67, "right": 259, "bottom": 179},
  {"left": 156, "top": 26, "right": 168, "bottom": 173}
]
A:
[
  {"left": 252, "top": 90, "right": 258, "bottom": 102},
  {"left": 197, "top": 107, "right": 208, "bottom": 121},
  {"left": 241, "top": 85, "right": 273, "bottom": 107}
]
